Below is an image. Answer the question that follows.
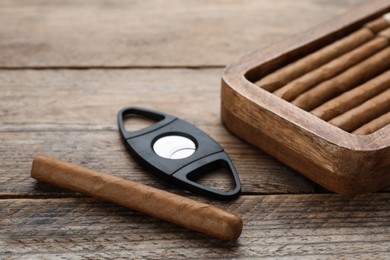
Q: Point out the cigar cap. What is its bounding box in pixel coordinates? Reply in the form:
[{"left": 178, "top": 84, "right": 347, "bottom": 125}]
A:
[
  {"left": 384, "top": 13, "right": 390, "bottom": 24},
  {"left": 365, "top": 13, "right": 390, "bottom": 33}
]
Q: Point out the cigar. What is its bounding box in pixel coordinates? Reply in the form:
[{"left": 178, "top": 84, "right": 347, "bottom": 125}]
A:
[
  {"left": 329, "top": 88, "right": 390, "bottom": 132},
  {"left": 255, "top": 14, "right": 390, "bottom": 92},
  {"left": 273, "top": 33, "right": 389, "bottom": 101},
  {"left": 291, "top": 47, "right": 390, "bottom": 111},
  {"left": 256, "top": 29, "right": 374, "bottom": 91},
  {"left": 365, "top": 13, "right": 390, "bottom": 33},
  {"left": 311, "top": 70, "right": 390, "bottom": 120},
  {"left": 30, "top": 155, "right": 243, "bottom": 241},
  {"left": 353, "top": 111, "right": 390, "bottom": 135}
]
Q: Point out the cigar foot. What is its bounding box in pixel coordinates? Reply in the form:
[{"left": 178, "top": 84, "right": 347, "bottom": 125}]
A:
[{"left": 30, "top": 155, "right": 243, "bottom": 241}]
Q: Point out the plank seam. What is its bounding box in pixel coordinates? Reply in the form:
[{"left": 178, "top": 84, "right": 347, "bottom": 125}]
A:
[{"left": 0, "top": 65, "right": 224, "bottom": 70}]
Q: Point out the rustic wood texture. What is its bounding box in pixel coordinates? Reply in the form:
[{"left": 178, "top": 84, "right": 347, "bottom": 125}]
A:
[
  {"left": 0, "top": 0, "right": 367, "bottom": 68},
  {"left": 222, "top": 0, "right": 390, "bottom": 194},
  {"left": 0, "top": 130, "right": 315, "bottom": 196},
  {"left": 1, "top": 0, "right": 389, "bottom": 258},
  {"left": 0, "top": 69, "right": 315, "bottom": 196},
  {"left": 1, "top": 194, "right": 389, "bottom": 258}
]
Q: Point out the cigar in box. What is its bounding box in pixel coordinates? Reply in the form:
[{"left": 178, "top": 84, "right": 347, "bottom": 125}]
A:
[{"left": 221, "top": 1, "right": 390, "bottom": 194}]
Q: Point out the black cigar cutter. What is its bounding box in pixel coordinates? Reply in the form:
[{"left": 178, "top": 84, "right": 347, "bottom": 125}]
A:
[{"left": 118, "top": 107, "right": 241, "bottom": 200}]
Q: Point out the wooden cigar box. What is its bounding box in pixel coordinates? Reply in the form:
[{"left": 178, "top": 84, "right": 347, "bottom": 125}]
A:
[{"left": 221, "top": 0, "right": 390, "bottom": 194}]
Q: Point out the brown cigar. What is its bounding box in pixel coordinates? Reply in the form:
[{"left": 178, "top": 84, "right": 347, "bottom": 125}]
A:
[
  {"left": 311, "top": 70, "right": 390, "bottom": 120},
  {"left": 365, "top": 14, "right": 390, "bottom": 33},
  {"left": 255, "top": 15, "right": 390, "bottom": 92},
  {"left": 31, "top": 155, "right": 243, "bottom": 241},
  {"left": 329, "top": 88, "right": 390, "bottom": 132},
  {"left": 273, "top": 34, "right": 389, "bottom": 101},
  {"left": 291, "top": 47, "right": 390, "bottom": 111},
  {"left": 256, "top": 28, "right": 374, "bottom": 91},
  {"left": 353, "top": 111, "right": 390, "bottom": 135}
]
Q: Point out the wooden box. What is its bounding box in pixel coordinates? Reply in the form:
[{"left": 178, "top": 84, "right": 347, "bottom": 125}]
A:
[{"left": 221, "top": 0, "right": 390, "bottom": 194}]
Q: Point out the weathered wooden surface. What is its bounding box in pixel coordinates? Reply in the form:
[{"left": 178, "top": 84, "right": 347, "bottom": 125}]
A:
[
  {"left": 2, "top": 0, "right": 388, "bottom": 258},
  {"left": 0, "top": 68, "right": 237, "bottom": 126},
  {"left": 0, "top": 131, "right": 315, "bottom": 197},
  {"left": 221, "top": 1, "right": 390, "bottom": 195},
  {"left": 0, "top": 69, "right": 315, "bottom": 196},
  {"left": 0, "top": 0, "right": 367, "bottom": 68},
  {"left": 1, "top": 194, "right": 389, "bottom": 258}
]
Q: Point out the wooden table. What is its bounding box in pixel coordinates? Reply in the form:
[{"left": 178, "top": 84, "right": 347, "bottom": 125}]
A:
[{"left": 1, "top": 0, "right": 389, "bottom": 258}]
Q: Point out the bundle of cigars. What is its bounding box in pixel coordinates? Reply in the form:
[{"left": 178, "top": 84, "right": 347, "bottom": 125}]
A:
[
  {"left": 221, "top": 1, "right": 390, "bottom": 194},
  {"left": 255, "top": 13, "right": 390, "bottom": 135}
]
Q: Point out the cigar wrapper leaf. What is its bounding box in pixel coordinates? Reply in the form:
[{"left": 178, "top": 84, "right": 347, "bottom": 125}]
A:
[
  {"left": 311, "top": 69, "right": 390, "bottom": 121},
  {"left": 273, "top": 35, "right": 389, "bottom": 101},
  {"left": 329, "top": 88, "right": 390, "bottom": 132},
  {"left": 30, "top": 155, "right": 243, "bottom": 241},
  {"left": 255, "top": 13, "right": 390, "bottom": 92},
  {"left": 255, "top": 28, "right": 375, "bottom": 91},
  {"left": 353, "top": 111, "right": 390, "bottom": 135},
  {"left": 291, "top": 46, "right": 390, "bottom": 111}
]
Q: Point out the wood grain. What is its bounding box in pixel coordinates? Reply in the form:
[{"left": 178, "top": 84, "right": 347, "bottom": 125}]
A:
[
  {"left": 0, "top": 130, "right": 315, "bottom": 197},
  {"left": 0, "top": 69, "right": 315, "bottom": 196},
  {"left": 0, "top": 69, "right": 224, "bottom": 126},
  {"left": 0, "top": 0, "right": 368, "bottom": 68},
  {"left": 1, "top": 194, "right": 389, "bottom": 258},
  {"left": 1, "top": 0, "right": 388, "bottom": 258},
  {"left": 222, "top": 0, "right": 390, "bottom": 194}
]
